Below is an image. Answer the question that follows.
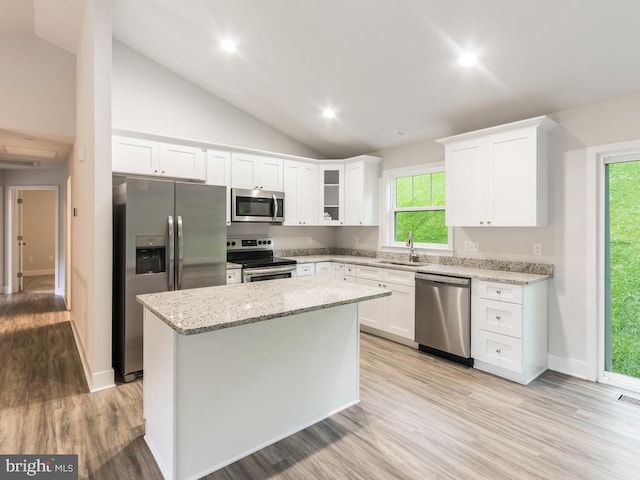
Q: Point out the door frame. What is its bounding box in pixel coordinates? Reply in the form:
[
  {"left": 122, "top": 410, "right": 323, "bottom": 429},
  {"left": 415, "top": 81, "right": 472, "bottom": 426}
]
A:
[
  {"left": 587, "top": 139, "right": 640, "bottom": 392},
  {"left": 7, "top": 185, "right": 59, "bottom": 294}
]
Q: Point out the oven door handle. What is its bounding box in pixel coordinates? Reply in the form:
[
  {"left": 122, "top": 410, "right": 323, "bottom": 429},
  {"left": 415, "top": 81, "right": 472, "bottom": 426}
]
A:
[{"left": 244, "top": 266, "right": 296, "bottom": 276}]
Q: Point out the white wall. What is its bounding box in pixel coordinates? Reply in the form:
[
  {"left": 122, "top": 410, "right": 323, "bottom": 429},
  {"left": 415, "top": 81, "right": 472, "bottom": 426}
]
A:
[
  {"left": 0, "top": 35, "right": 76, "bottom": 140},
  {"left": 112, "top": 41, "right": 321, "bottom": 159},
  {"left": 71, "top": 0, "right": 114, "bottom": 392},
  {"left": 372, "top": 91, "right": 640, "bottom": 379},
  {"left": 2, "top": 168, "right": 66, "bottom": 295}
]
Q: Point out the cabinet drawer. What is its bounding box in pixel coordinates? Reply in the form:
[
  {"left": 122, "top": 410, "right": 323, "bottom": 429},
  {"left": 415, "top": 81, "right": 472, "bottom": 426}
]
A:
[
  {"left": 477, "top": 281, "right": 522, "bottom": 304},
  {"left": 226, "top": 270, "right": 242, "bottom": 284},
  {"left": 473, "top": 330, "right": 523, "bottom": 373},
  {"left": 356, "top": 265, "right": 384, "bottom": 281},
  {"left": 475, "top": 298, "right": 523, "bottom": 338},
  {"left": 296, "top": 263, "right": 315, "bottom": 277},
  {"left": 383, "top": 269, "right": 415, "bottom": 286},
  {"left": 344, "top": 264, "right": 357, "bottom": 277}
]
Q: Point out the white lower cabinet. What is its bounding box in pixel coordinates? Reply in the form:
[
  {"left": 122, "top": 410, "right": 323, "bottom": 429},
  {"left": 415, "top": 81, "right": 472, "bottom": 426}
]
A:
[
  {"left": 226, "top": 269, "right": 242, "bottom": 285},
  {"left": 296, "top": 263, "right": 315, "bottom": 277},
  {"left": 471, "top": 279, "right": 548, "bottom": 385},
  {"left": 315, "top": 262, "right": 345, "bottom": 280},
  {"left": 356, "top": 266, "right": 415, "bottom": 344}
]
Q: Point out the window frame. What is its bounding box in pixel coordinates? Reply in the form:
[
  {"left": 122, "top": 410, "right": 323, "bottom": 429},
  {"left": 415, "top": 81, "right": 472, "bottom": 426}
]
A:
[{"left": 381, "top": 163, "right": 453, "bottom": 252}]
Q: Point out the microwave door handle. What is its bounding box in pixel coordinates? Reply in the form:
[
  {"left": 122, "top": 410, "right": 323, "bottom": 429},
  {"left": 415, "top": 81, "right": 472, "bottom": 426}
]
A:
[
  {"left": 168, "top": 216, "right": 175, "bottom": 290},
  {"left": 272, "top": 193, "right": 278, "bottom": 221},
  {"left": 177, "top": 215, "right": 184, "bottom": 290}
]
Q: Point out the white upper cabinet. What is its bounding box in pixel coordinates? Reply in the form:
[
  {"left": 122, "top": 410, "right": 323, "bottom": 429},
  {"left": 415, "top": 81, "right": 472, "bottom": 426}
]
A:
[
  {"left": 159, "top": 143, "right": 206, "bottom": 180},
  {"left": 231, "top": 152, "right": 283, "bottom": 191},
  {"left": 283, "top": 159, "right": 318, "bottom": 226},
  {"left": 318, "top": 163, "right": 345, "bottom": 225},
  {"left": 112, "top": 136, "right": 206, "bottom": 181},
  {"left": 438, "top": 116, "right": 557, "bottom": 227},
  {"left": 205, "top": 149, "right": 231, "bottom": 225},
  {"left": 344, "top": 155, "right": 381, "bottom": 226}
]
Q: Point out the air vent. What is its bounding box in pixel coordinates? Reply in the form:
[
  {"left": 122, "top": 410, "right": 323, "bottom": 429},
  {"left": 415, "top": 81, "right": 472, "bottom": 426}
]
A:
[{"left": 617, "top": 394, "right": 640, "bottom": 408}]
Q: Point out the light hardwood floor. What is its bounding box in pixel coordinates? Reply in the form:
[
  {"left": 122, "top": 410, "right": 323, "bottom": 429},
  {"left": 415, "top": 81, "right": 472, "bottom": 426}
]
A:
[{"left": 2, "top": 290, "right": 640, "bottom": 479}]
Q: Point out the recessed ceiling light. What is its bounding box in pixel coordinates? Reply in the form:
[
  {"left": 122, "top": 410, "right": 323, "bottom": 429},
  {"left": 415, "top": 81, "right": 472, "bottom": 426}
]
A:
[
  {"left": 322, "top": 108, "right": 336, "bottom": 119},
  {"left": 220, "top": 38, "right": 237, "bottom": 53},
  {"left": 458, "top": 52, "right": 478, "bottom": 67},
  {"left": 394, "top": 129, "right": 409, "bottom": 137}
]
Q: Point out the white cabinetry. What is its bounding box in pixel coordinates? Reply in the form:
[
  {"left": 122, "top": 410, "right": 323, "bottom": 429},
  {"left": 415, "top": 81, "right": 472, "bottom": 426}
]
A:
[
  {"left": 296, "top": 263, "right": 315, "bottom": 277},
  {"left": 283, "top": 160, "right": 318, "bottom": 225},
  {"left": 226, "top": 269, "right": 242, "bottom": 285},
  {"left": 315, "top": 262, "right": 345, "bottom": 280},
  {"left": 357, "top": 266, "right": 415, "bottom": 343},
  {"left": 344, "top": 156, "right": 381, "bottom": 226},
  {"left": 438, "top": 116, "right": 557, "bottom": 227},
  {"left": 471, "top": 279, "right": 548, "bottom": 385},
  {"left": 205, "top": 149, "right": 231, "bottom": 225},
  {"left": 231, "top": 153, "right": 283, "bottom": 191},
  {"left": 318, "top": 163, "right": 345, "bottom": 225},
  {"left": 112, "top": 136, "right": 206, "bottom": 181}
]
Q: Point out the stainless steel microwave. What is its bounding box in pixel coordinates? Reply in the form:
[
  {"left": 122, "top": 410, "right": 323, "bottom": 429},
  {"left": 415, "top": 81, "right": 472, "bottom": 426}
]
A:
[{"left": 231, "top": 188, "right": 284, "bottom": 223}]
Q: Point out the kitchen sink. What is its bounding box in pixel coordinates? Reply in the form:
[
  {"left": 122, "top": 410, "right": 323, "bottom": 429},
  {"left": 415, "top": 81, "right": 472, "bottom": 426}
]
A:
[{"left": 377, "top": 259, "right": 427, "bottom": 267}]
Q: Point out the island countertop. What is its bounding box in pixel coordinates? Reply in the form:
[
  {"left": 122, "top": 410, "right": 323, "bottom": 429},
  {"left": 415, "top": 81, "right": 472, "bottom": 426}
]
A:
[{"left": 137, "top": 276, "right": 391, "bottom": 335}]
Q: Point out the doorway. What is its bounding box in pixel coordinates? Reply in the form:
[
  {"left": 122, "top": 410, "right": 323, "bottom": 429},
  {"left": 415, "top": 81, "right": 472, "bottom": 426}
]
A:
[
  {"left": 604, "top": 157, "right": 640, "bottom": 388},
  {"left": 8, "top": 186, "right": 59, "bottom": 295}
]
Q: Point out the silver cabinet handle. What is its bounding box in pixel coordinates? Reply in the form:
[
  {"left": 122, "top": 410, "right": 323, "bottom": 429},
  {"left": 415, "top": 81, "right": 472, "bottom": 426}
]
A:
[
  {"left": 496, "top": 348, "right": 502, "bottom": 354},
  {"left": 480, "top": 221, "right": 484, "bottom": 225},
  {"left": 487, "top": 221, "right": 491, "bottom": 225},
  {"left": 496, "top": 290, "right": 502, "bottom": 294},
  {"left": 496, "top": 315, "right": 501, "bottom": 320}
]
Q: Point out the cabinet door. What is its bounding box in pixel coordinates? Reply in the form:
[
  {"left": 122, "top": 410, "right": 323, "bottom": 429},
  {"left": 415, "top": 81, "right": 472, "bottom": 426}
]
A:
[
  {"left": 159, "top": 143, "right": 206, "bottom": 180},
  {"left": 445, "top": 139, "right": 487, "bottom": 226},
  {"left": 206, "top": 150, "right": 231, "bottom": 225},
  {"left": 331, "top": 263, "right": 345, "bottom": 280},
  {"left": 112, "top": 136, "right": 159, "bottom": 175},
  {"left": 231, "top": 153, "right": 259, "bottom": 189},
  {"left": 259, "top": 157, "right": 284, "bottom": 191},
  {"left": 319, "top": 164, "right": 344, "bottom": 225},
  {"left": 283, "top": 160, "right": 318, "bottom": 225},
  {"left": 357, "top": 278, "right": 385, "bottom": 328},
  {"left": 384, "top": 282, "right": 415, "bottom": 340},
  {"left": 315, "top": 262, "right": 332, "bottom": 278},
  {"left": 345, "top": 160, "right": 364, "bottom": 225},
  {"left": 487, "top": 128, "right": 539, "bottom": 226}
]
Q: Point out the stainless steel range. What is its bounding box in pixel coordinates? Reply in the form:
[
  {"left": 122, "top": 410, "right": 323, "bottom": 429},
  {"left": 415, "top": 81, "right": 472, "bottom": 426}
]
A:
[{"left": 227, "top": 237, "right": 297, "bottom": 282}]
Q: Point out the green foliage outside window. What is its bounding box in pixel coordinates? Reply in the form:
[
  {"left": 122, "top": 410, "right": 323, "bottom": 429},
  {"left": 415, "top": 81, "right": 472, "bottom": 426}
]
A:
[{"left": 394, "top": 172, "right": 447, "bottom": 244}]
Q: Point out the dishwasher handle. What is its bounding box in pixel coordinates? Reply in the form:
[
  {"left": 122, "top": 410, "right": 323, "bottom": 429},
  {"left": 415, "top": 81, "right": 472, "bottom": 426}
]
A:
[{"left": 415, "top": 272, "right": 470, "bottom": 287}]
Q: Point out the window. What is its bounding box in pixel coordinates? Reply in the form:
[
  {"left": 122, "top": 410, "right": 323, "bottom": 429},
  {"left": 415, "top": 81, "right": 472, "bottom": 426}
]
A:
[{"left": 383, "top": 164, "right": 451, "bottom": 249}]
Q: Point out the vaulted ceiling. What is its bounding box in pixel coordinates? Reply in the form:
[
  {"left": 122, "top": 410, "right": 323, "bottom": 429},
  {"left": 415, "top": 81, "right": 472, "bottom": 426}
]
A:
[{"left": 3, "top": 0, "right": 640, "bottom": 165}]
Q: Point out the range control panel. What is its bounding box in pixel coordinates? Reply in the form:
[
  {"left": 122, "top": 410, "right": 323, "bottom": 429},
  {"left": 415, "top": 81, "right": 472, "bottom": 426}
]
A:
[{"left": 226, "top": 237, "right": 274, "bottom": 251}]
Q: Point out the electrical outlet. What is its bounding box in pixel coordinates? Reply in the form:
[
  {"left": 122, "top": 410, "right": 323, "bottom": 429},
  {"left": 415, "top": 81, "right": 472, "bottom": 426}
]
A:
[
  {"left": 307, "top": 237, "right": 313, "bottom": 245},
  {"left": 464, "top": 241, "right": 479, "bottom": 252},
  {"left": 48, "top": 255, "right": 53, "bottom": 261},
  {"left": 533, "top": 243, "right": 543, "bottom": 256},
  {"left": 354, "top": 236, "right": 360, "bottom": 247},
  {"left": 28, "top": 256, "right": 33, "bottom": 262}
]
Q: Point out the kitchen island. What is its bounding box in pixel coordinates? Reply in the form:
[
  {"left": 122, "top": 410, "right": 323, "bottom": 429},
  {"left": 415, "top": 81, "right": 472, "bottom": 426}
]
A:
[{"left": 137, "top": 276, "right": 391, "bottom": 480}]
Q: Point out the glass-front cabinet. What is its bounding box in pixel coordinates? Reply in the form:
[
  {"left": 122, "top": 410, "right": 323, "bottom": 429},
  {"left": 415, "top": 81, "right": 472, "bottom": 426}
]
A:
[{"left": 319, "top": 163, "right": 344, "bottom": 225}]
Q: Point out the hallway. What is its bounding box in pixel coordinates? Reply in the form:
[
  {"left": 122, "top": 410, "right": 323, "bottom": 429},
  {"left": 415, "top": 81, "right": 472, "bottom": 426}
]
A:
[{"left": 0, "top": 290, "right": 160, "bottom": 479}]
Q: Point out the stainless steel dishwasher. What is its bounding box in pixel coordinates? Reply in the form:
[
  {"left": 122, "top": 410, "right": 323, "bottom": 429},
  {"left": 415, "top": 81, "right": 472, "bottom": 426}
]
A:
[{"left": 415, "top": 273, "right": 473, "bottom": 366}]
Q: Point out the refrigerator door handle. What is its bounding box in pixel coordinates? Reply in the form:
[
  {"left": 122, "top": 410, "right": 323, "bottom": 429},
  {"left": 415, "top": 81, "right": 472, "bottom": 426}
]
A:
[
  {"left": 168, "top": 216, "right": 175, "bottom": 290},
  {"left": 177, "top": 215, "right": 184, "bottom": 290}
]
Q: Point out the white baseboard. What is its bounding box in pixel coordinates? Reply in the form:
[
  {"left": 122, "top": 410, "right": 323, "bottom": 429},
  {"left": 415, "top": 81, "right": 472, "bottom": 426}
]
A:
[
  {"left": 547, "top": 354, "right": 589, "bottom": 380},
  {"left": 24, "top": 269, "right": 55, "bottom": 276},
  {"left": 69, "top": 318, "right": 115, "bottom": 393},
  {"left": 2, "top": 285, "right": 9, "bottom": 294}
]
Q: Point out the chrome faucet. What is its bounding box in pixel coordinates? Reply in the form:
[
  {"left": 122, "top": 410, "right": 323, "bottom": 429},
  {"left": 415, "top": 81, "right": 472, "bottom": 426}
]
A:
[{"left": 406, "top": 231, "right": 419, "bottom": 263}]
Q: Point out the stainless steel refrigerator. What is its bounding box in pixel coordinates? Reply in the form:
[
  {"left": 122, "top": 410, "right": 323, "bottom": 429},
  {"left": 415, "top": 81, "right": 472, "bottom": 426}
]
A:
[{"left": 112, "top": 175, "right": 227, "bottom": 382}]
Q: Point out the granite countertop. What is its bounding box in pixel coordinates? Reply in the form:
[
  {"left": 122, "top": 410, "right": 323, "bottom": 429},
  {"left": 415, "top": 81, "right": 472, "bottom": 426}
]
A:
[
  {"left": 137, "top": 276, "right": 391, "bottom": 335},
  {"left": 286, "top": 255, "right": 549, "bottom": 285}
]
